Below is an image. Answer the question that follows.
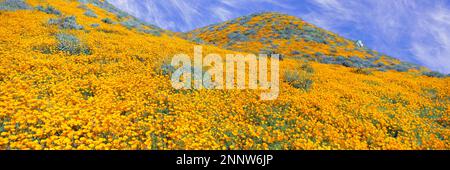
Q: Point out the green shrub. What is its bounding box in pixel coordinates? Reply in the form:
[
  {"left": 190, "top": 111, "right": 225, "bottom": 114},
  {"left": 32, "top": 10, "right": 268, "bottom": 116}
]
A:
[
  {"left": 284, "top": 69, "right": 300, "bottom": 84},
  {"left": 78, "top": 4, "right": 97, "bottom": 18},
  {"left": 79, "top": 0, "right": 131, "bottom": 21},
  {"left": 377, "top": 67, "right": 387, "bottom": 72},
  {"left": 353, "top": 68, "right": 372, "bottom": 75},
  {"left": 56, "top": 33, "right": 91, "bottom": 55},
  {"left": 302, "top": 54, "right": 312, "bottom": 58},
  {"left": 0, "top": 0, "right": 30, "bottom": 11},
  {"left": 84, "top": 9, "right": 97, "bottom": 18},
  {"left": 314, "top": 52, "right": 323, "bottom": 57},
  {"left": 291, "top": 50, "right": 301, "bottom": 55},
  {"left": 160, "top": 63, "right": 175, "bottom": 76},
  {"left": 391, "top": 64, "right": 409, "bottom": 72},
  {"left": 284, "top": 68, "right": 313, "bottom": 91},
  {"left": 423, "top": 71, "right": 446, "bottom": 78},
  {"left": 79, "top": 87, "right": 94, "bottom": 100},
  {"left": 101, "top": 18, "right": 113, "bottom": 24},
  {"left": 77, "top": 4, "right": 88, "bottom": 9},
  {"left": 319, "top": 55, "right": 399, "bottom": 71},
  {"left": 293, "top": 78, "right": 313, "bottom": 91},
  {"left": 301, "top": 63, "right": 315, "bottom": 74},
  {"left": 32, "top": 44, "right": 53, "bottom": 54},
  {"left": 90, "top": 23, "right": 100, "bottom": 28},
  {"left": 36, "top": 5, "right": 61, "bottom": 15},
  {"left": 227, "top": 31, "right": 248, "bottom": 41},
  {"left": 191, "top": 37, "right": 204, "bottom": 44},
  {"left": 342, "top": 60, "right": 353, "bottom": 67},
  {"left": 260, "top": 49, "right": 284, "bottom": 60},
  {"left": 116, "top": 12, "right": 128, "bottom": 19},
  {"left": 48, "top": 16, "right": 83, "bottom": 30},
  {"left": 139, "top": 29, "right": 162, "bottom": 36},
  {"left": 121, "top": 19, "right": 141, "bottom": 29}
]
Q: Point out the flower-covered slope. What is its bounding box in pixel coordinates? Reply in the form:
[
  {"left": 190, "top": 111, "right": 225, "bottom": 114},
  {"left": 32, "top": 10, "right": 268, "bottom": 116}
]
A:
[{"left": 0, "top": 0, "right": 449, "bottom": 150}]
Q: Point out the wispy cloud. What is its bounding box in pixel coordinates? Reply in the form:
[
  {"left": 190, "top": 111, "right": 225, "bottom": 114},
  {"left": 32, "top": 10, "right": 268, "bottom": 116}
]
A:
[
  {"left": 108, "top": 0, "right": 299, "bottom": 31},
  {"left": 212, "top": 6, "right": 233, "bottom": 21},
  {"left": 410, "top": 4, "right": 450, "bottom": 73},
  {"left": 304, "top": 0, "right": 450, "bottom": 73}
]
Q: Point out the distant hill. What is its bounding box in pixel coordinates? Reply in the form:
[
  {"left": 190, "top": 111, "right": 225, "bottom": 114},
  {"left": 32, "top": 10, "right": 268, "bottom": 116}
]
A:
[{"left": 184, "top": 12, "right": 446, "bottom": 74}]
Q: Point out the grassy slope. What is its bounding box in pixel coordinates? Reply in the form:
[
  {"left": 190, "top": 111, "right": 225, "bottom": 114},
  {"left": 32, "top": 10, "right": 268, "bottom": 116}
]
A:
[{"left": 0, "top": 0, "right": 448, "bottom": 150}]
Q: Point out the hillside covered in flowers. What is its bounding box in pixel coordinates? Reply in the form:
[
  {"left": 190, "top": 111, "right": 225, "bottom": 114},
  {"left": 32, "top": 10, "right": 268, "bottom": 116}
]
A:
[{"left": 0, "top": 0, "right": 449, "bottom": 150}]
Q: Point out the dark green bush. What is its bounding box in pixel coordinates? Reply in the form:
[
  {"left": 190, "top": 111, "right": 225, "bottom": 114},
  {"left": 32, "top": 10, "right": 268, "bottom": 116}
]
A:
[
  {"left": 302, "top": 54, "right": 312, "bottom": 58},
  {"left": 354, "top": 68, "right": 372, "bottom": 75},
  {"left": 284, "top": 69, "right": 300, "bottom": 84},
  {"left": 84, "top": 9, "right": 97, "bottom": 18},
  {"left": 320, "top": 56, "right": 334, "bottom": 64},
  {"left": 121, "top": 19, "right": 141, "bottom": 29},
  {"left": 191, "top": 37, "right": 204, "bottom": 44},
  {"left": 116, "top": 12, "right": 128, "bottom": 19},
  {"left": 314, "top": 52, "right": 323, "bottom": 57},
  {"left": 56, "top": 33, "right": 91, "bottom": 55},
  {"left": 284, "top": 65, "right": 314, "bottom": 91},
  {"left": 391, "top": 64, "right": 409, "bottom": 72},
  {"left": 335, "top": 56, "right": 346, "bottom": 63},
  {"left": 140, "top": 29, "right": 162, "bottom": 36},
  {"left": 301, "top": 63, "right": 315, "bottom": 74},
  {"left": 36, "top": 5, "right": 61, "bottom": 15},
  {"left": 79, "top": 0, "right": 130, "bottom": 21},
  {"left": 239, "top": 16, "right": 251, "bottom": 25},
  {"left": 48, "top": 16, "right": 83, "bottom": 30},
  {"left": 79, "top": 87, "right": 94, "bottom": 100},
  {"left": 291, "top": 50, "right": 301, "bottom": 55},
  {"left": 227, "top": 31, "right": 248, "bottom": 41},
  {"left": 160, "top": 63, "right": 175, "bottom": 76},
  {"left": 0, "top": 0, "right": 30, "bottom": 11},
  {"left": 260, "top": 49, "right": 284, "bottom": 60},
  {"left": 320, "top": 56, "right": 386, "bottom": 70},
  {"left": 32, "top": 44, "right": 53, "bottom": 54},
  {"left": 342, "top": 60, "right": 353, "bottom": 67},
  {"left": 375, "top": 62, "right": 385, "bottom": 67},
  {"left": 377, "top": 67, "right": 387, "bottom": 72},
  {"left": 244, "top": 29, "right": 257, "bottom": 36},
  {"left": 423, "top": 71, "right": 446, "bottom": 78},
  {"left": 101, "top": 18, "right": 114, "bottom": 24},
  {"left": 90, "top": 23, "right": 100, "bottom": 28}
]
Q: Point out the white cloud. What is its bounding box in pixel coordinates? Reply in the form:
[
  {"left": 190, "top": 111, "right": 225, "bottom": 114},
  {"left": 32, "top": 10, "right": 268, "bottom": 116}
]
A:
[
  {"left": 411, "top": 5, "right": 450, "bottom": 73},
  {"left": 108, "top": 0, "right": 205, "bottom": 31},
  {"left": 305, "top": 0, "right": 450, "bottom": 73},
  {"left": 212, "top": 7, "right": 233, "bottom": 21}
]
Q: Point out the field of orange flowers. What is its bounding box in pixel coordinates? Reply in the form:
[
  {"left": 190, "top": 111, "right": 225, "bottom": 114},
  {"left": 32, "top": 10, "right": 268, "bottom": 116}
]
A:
[{"left": 0, "top": 0, "right": 449, "bottom": 150}]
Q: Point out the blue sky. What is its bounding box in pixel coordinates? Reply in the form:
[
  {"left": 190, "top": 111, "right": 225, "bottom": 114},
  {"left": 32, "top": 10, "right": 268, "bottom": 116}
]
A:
[{"left": 108, "top": 0, "right": 450, "bottom": 73}]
